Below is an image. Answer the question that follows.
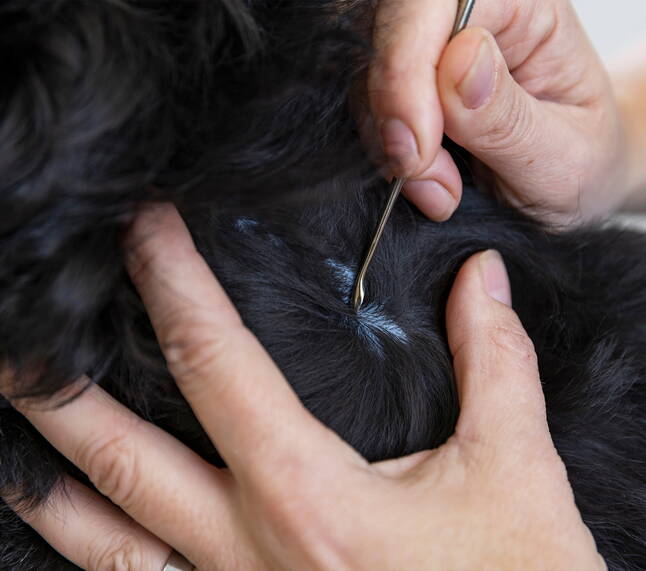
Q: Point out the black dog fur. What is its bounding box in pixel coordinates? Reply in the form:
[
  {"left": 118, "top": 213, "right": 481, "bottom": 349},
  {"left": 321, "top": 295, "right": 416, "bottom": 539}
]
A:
[{"left": 1, "top": 2, "right": 646, "bottom": 569}]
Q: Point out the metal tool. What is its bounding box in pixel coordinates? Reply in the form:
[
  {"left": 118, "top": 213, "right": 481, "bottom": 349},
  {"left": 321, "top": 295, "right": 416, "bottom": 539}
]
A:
[
  {"left": 452, "top": 0, "right": 476, "bottom": 38},
  {"left": 352, "top": 0, "right": 476, "bottom": 311}
]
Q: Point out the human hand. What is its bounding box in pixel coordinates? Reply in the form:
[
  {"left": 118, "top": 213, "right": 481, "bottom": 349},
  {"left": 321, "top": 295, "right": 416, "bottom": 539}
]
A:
[
  {"left": 369, "top": 0, "right": 629, "bottom": 222},
  {"left": 5, "top": 204, "right": 605, "bottom": 570},
  {"left": 609, "top": 38, "right": 646, "bottom": 211}
]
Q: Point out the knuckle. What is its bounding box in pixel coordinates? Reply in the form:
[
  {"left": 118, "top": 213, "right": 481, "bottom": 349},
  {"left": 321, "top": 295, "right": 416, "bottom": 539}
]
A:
[
  {"left": 77, "top": 424, "right": 144, "bottom": 510},
  {"left": 161, "top": 318, "right": 248, "bottom": 387},
  {"left": 373, "top": 60, "right": 411, "bottom": 90},
  {"left": 124, "top": 240, "right": 163, "bottom": 293},
  {"left": 86, "top": 531, "right": 147, "bottom": 571},
  {"left": 126, "top": 228, "right": 199, "bottom": 292},
  {"left": 486, "top": 322, "right": 538, "bottom": 367},
  {"left": 369, "top": 49, "right": 417, "bottom": 100},
  {"left": 477, "top": 87, "right": 534, "bottom": 154},
  {"left": 162, "top": 323, "right": 219, "bottom": 379}
]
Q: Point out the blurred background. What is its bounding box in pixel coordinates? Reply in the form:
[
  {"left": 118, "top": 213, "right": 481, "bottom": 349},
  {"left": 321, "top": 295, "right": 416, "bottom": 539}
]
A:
[
  {"left": 571, "top": 0, "right": 646, "bottom": 226},
  {"left": 572, "top": 0, "right": 646, "bottom": 59}
]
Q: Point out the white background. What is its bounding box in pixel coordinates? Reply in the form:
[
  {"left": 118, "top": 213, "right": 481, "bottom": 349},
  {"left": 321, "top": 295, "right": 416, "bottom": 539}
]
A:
[
  {"left": 571, "top": 0, "right": 646, "bottom": 58},
  {"left": 571, "top": 1, "right": 646, "bottom": 221}
]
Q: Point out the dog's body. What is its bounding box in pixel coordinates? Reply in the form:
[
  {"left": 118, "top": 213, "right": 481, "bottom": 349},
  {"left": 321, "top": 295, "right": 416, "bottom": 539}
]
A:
[{"left": 1, "top": 2, "right": 646, "bottom": 569}]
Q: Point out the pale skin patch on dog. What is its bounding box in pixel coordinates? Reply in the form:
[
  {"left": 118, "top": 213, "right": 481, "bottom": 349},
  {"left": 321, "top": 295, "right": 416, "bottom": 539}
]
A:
[
  {"left": 235, "top": 217, "right": 283, "bottom": 246},
  {"left": 324, "top": 258, "right": 409, "bottom": 353},
  {"left": 234, "top": 217, "right": 259, "bottom": 232}
]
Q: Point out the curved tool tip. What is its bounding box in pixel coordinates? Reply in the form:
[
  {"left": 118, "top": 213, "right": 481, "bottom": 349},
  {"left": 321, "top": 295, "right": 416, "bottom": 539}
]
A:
[{"left": 352, "top": 280, "right": 364, "bottom": 312}]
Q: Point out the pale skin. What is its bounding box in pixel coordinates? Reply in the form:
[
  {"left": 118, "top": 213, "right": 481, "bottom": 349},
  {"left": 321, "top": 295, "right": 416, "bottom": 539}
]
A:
[
  {"left": 374, "top": 0, "right": 646, "bottom": 222},
  {"left": 4, "top": 0, "right": 646, "bottom": 568}
]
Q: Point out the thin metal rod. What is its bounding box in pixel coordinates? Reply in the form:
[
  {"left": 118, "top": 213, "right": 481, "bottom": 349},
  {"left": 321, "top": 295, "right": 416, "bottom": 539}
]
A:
[
  {"left": 452, "top": 0, "right": 476, "bottom": 38},
  {"left": 352, "top": 0, "right": 476, "bottom": 311},
  {"left": 352, "top": 177, "right": 405, "bottom": 310}
]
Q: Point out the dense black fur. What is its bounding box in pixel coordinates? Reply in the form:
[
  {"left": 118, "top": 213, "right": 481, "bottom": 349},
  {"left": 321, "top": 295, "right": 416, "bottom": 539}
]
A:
[{"left": 1, "top": 1, "right": 646, "bottom": 569}]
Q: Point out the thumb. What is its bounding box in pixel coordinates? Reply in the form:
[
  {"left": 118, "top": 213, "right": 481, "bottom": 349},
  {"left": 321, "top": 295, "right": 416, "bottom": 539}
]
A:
[
  {"left": 438, "top": 28, "right": 576, "bottom": 208},
  {"left": 446, "top": 250, "right": 550, "bottom": 450}
]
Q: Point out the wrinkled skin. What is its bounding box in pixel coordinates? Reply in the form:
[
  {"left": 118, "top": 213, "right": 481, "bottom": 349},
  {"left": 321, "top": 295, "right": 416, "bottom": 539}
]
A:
[{"left": 368, "top": 0, "right": 638, "bottom": 223}]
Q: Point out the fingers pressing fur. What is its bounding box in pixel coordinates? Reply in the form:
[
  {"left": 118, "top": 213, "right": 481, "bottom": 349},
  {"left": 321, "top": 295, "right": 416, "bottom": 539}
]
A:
[
  {"left": 8, "top": 477, "right": 172, "bottom": 571},
  {"left": 445, "top": 251, "right": 552, "bottom": 452},
  {"left": 402, "top": 146, "right": 462, "bottom": 221},
  {"left": 14, "top": 382, "right": 235, "bottom": 563},
  {"left": 125, "top": 204, "right": 356, "bottom": 484}
]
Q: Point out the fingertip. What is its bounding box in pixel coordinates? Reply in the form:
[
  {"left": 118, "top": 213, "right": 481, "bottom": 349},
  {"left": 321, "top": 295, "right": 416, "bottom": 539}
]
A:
[
  {"left": 372, "top": 91, "right": 443, "bottom": 179},
  {"left": 122, "top": 200, "right": 233, "bottom": 337},
  {"left": 124, "top": 202, "right": 197, "bottom": 281},
  {"left": 128, "top": 201, "right": 180, "bottom": 241},
  {"left": 124, "top": 202, "right": 189, "bottom": 269},
  {"left": 402, "top": 147, "right": 462, "bottom": 221},
  {"left": 445, "top": 250, "right": 511, "bottom": 352},
  {"left": 404, "top": 180, "right": 458, "bottom": 222},
  {"left": 380, "top": 118, "right": 421, "bottom": 177},
  {"left": 479, "top": 250, "right": 512, "bottom": 307},
  {"left": 446, "top": 251, "right": 488, "bottom": 337}
]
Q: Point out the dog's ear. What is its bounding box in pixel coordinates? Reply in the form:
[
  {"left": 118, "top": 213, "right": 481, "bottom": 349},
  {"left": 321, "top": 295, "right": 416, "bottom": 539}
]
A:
[{"left": 0, "top": 1, "right": 177, "bottom": 397}]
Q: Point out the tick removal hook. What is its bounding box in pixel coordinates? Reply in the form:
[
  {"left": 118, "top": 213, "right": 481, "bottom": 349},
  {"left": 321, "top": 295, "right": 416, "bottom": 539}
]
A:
[{"left": 351, "top": 0, "right": 476, "bottom": 312}]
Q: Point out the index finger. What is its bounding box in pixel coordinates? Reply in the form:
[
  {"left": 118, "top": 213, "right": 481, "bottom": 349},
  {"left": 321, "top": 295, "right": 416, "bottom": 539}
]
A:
[
  {"left": 125, "top": 203, "right": 355, "bottom": 480},
  {"left": 369, "top": 0, "right": 457, "bottom": 178}
]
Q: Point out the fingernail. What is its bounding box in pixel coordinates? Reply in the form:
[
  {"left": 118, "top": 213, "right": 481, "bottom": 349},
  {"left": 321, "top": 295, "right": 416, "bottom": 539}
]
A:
[
  {"left": 405, "top": 179, "right": 456, "bottom": 221},
  {"left": 457, "top": 39, "right": 495, "bottom": 110},
  {"left": 381, "top": 118, "right": 419, "bottom": 176},
  {"left": 479, "top": 250, "right": 511, "bottom": 306}
]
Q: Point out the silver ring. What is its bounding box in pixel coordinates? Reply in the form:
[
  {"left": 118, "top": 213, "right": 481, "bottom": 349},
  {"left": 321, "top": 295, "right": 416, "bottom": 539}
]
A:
[{"left": 163, "top": 550, "right": 195, "bottom": 571}]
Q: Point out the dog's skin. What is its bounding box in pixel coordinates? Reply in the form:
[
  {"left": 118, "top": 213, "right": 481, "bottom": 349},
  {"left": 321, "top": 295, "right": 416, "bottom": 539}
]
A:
[{"left": 1, "top": 2, "right": 646, "bottom": 569}]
